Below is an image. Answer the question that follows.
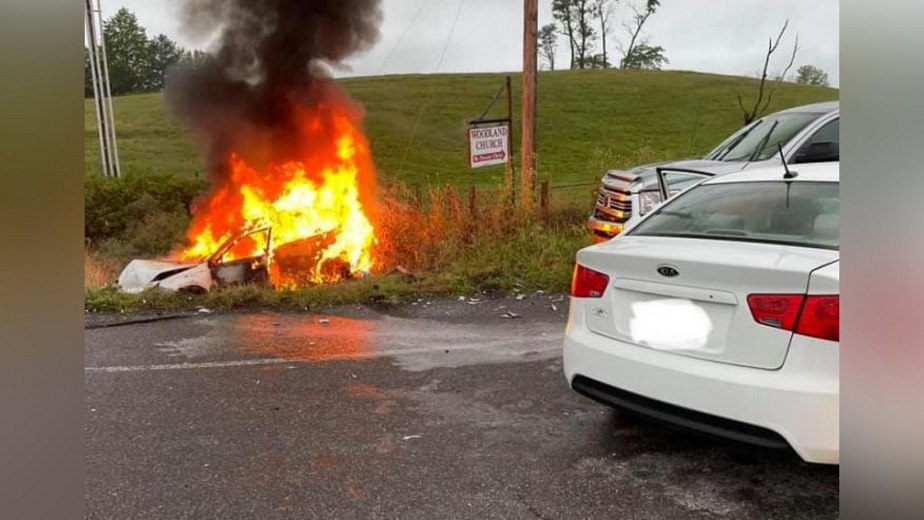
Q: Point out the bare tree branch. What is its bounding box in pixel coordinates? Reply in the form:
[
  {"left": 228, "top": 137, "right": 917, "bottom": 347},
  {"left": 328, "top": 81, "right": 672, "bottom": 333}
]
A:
[
  {"left": 740, "top": 19, "right": 791, "bottom": 125},
  {"left": 780, "top": 33, "right": 799, "bottom": 80},
  {"left": 620, "top": 4, "right": 654, "bottom": 68},
  {"left": 761, "top": 33, "right": 799, "bottom": 116},
  {"left": 737, "top": 92, "right": 748, "bottom": 118}
]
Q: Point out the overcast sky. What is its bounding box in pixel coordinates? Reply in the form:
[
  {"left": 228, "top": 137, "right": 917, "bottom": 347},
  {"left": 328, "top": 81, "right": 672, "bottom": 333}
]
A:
[{"left": 99, "top": 0, "right": 839, "bottom": 86}]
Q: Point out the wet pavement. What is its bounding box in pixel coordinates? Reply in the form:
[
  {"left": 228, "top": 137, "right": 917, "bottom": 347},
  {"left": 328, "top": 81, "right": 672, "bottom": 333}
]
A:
[{"left": 85, "top": 296, "right": 839, "bottom": 519}]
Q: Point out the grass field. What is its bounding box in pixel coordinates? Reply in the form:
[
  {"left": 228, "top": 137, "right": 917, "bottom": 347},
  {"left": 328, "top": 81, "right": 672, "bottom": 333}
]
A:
[{"left": 85, "top": 69, "right": 838, "bottom": 189}]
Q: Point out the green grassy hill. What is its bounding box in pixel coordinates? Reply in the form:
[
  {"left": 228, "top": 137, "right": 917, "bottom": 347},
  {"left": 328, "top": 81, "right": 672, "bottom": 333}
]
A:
[{"left": 85, "top": 69, "right": 838, "bottom": 189}]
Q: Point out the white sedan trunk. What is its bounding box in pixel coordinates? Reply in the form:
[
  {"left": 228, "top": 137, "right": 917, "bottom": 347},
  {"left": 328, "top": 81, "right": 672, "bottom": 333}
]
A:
[{"left": 577, "top": 236, "right": 838, "bottom": 369}]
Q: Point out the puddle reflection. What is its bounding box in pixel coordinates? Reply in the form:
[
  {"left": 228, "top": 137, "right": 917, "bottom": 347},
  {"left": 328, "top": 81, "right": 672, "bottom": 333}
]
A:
[{"left": 230, "top": 314, "right": 379, "bottom": 361}]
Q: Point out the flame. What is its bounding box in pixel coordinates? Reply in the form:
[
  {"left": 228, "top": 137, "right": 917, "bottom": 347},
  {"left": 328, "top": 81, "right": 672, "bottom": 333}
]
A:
[{"left": 178, "top": 102, "right": 376, "bottom": 288}]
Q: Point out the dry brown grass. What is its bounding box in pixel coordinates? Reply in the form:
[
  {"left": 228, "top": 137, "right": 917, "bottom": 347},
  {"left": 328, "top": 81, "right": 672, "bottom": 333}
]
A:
[
  {"left": 85, "top": 249, "right": 120, "bottom": 290},
  {"left": 372, "top": 185, "right": 508, "bottom": 273},
  {"left": 370, "top": 184, "right": 588, "bottom": 275}
]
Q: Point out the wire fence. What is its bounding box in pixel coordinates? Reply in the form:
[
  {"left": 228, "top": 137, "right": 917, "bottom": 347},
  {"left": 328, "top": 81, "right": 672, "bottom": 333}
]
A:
[{"left": 395, "top": 179, "right": 600, "bottom": 225}]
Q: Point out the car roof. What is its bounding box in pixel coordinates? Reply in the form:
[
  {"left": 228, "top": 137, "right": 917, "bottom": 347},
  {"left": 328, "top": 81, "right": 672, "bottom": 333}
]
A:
[
  {"left": 773, "top": 100, "right": 839, "bottom": 116},
  {"left": 704, "top": 162, "right": 839, "bottom": 184}
]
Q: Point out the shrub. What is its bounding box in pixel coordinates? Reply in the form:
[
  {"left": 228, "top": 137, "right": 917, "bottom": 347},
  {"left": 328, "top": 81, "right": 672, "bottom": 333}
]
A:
[{"left": 85, "top": 174, "right": 208, "bottom": 260}]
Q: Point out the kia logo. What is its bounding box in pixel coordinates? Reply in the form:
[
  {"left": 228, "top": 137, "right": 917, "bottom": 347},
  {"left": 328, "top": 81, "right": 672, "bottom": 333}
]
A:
[{"left": 657, "top": 265, "right": 679, "bottom": 277}]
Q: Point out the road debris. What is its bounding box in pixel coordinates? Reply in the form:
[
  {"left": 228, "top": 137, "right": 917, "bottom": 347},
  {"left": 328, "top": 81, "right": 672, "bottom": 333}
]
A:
[
  {"left": 319, "top": 319, "right": 331, "bottom": 325},
  {"left": 500, "top": 311, "right": 521, "bottom": 319},
  {"left": 402, "top": 435, "right": 422, "bottom": 441}
]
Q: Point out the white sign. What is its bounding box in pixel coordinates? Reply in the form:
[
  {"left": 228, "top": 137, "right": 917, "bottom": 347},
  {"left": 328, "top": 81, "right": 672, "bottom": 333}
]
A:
[{"left": 468, "top": 124, "right": 509, "bottom": 169}]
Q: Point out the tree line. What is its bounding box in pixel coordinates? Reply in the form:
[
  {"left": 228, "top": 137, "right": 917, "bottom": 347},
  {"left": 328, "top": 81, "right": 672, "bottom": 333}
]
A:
[
  {"left": 84, "top": 8, "right": 207, "bottom": 97},
  {"left": 538, "top": 0, "right": 668, "bottom": 71},
  {"left": 536, "top": 0, "right": 831, "bottom": 90}
]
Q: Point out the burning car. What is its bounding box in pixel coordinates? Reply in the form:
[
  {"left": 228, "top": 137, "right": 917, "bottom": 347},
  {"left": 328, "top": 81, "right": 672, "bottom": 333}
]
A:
[
  {"left": 118, "top": 226, "right": 272, "bottom": 294},
  {"left": 133, "top": 0, "right": 382, "bottom": 292},
  {"left": 118, "top": 225, "right": 358, "bottom": 294}
]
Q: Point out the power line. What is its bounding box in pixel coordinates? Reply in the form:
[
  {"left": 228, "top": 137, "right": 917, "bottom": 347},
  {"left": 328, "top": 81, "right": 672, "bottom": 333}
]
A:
[
  {"left": 399, "top": 0, "right": 468, "bottom": 176},
  {"left": 436, "top": 0, "right": 466, "bottom": 72},
  {"left": 375, "top": 0, "right": 427, "bottom": 75}
]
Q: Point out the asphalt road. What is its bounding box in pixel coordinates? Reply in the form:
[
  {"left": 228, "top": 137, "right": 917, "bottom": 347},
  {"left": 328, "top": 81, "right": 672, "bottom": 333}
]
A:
[{"left": 85, "top": 295, "right": 839, "bottom": 519}]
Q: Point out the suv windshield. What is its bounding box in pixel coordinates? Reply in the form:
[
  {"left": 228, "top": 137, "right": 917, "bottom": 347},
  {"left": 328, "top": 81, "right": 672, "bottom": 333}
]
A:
[
  {"left": 630, "top": 181, "right": 839, "bottom": 250},
  {"left": 708, "top": 113, "right": 822, "bottom": 163}
]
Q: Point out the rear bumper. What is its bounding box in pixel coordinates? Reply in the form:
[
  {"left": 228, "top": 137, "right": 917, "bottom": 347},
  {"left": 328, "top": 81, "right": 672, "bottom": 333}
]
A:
[
  {"left": 587, "top": 215, "right": 624, "bottom": 243},
  {"left": 563, "top": 300, "right": 839, "bottom": 464}
]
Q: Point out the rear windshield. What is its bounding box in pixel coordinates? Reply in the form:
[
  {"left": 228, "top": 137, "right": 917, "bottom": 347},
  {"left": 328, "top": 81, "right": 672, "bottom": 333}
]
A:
[
  {"left": 707, "top": 112, "right": 821, "bottom": 162},
  {"left": 629, "top": 181, "right": 839, "bottom": 250}
]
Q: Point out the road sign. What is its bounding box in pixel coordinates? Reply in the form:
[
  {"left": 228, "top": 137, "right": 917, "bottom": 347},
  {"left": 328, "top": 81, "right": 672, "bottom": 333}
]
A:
[{"left": 468, "top": 123, "right": 510, "bottom": 169}]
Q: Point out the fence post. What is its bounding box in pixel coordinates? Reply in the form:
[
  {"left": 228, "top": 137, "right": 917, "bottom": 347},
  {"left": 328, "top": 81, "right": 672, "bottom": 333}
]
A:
[
  {"left": 414, "top": 184, "right": 423, "bottom": 209},
  {"left": 467, "top": 186, "right": 477, "bottom": 241},
  {"left": 540, "top": 180, "right": 550, "bottom": 221}
]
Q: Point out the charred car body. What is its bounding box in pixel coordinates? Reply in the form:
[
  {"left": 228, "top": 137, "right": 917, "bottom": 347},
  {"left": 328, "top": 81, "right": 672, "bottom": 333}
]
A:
[
  {"left": 118, "top": 226, "right": 349, "bottom": 293},
  {"left": 589, "top": 101, "right": 839, "bottom": 242},
  {"left": 118, "top": 227, "right": 272, "bottom": 293}
]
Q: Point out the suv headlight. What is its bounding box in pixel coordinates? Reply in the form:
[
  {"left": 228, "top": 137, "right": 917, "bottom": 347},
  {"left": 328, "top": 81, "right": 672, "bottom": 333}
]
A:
[
  {"left": 638, "top": 191, "right": 662, "bottom": 216},
  {"left": 639, "top": 189, "right": 681, "bottom": 216}
]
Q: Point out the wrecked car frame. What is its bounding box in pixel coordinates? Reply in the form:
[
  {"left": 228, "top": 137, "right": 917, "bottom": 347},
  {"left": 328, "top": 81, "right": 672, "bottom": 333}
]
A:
[{"left": 117, "top": 227, "right": 272, "bottom": 294}]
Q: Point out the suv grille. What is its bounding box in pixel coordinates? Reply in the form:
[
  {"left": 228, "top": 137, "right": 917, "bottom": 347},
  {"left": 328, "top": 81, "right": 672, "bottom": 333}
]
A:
[{"left": 595, "top": 186, "right": 632, "bottom": 221}]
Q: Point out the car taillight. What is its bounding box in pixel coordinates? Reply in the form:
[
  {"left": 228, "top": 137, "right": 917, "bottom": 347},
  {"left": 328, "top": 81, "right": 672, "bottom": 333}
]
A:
[
  {"left": 747, "top": 294, "right": 839, "bottom": 342},
  {"left": 570, "top": 264, "right": 609, "bottom": 298},
  {"left": 747, "top": 294, "right": 804, "bottom": 330},
  {"left": 795, "top": 295, "right": 839, "bottom": 341}
]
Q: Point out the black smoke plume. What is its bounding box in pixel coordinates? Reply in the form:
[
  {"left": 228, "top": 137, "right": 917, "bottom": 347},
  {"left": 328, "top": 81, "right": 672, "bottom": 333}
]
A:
[{"left": 166, "top": 0, "right": 383, "bottom": 176}]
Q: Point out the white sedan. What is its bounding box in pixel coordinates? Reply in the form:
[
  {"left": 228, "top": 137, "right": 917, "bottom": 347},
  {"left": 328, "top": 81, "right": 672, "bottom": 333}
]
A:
[{"left": 563, "top": 162, "right": 839, "bottom": 464}]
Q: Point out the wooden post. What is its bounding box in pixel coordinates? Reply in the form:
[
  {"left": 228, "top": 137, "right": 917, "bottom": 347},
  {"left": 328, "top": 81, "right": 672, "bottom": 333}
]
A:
[
  {"left": 505, "top": 75, "right": 515, "bottom": 207},
  {"left": 466, "top": 185, "right": 477, "bottom": 241},
  {"left": 414, "top": 184, "right": 422, "bottom": 209},
  {"left": 521, "top": 0, "right": 538, "bottom": 214},
  {"left": 540, "top": 180, "right": 550, "bottom": 220}
]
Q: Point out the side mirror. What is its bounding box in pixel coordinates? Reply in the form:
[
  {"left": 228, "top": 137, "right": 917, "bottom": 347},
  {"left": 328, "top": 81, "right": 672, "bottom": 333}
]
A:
[{"left": 792, "top": 141, "right": 839, "bottom": 164}]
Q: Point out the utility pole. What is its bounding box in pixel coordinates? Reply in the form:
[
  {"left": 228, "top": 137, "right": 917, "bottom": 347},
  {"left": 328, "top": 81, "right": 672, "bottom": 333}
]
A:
[
  {"left": 85, "top": 0, "right": 121, "bottom": 178},
  {"left": 520, "top": 0, "right": 538, "bottom": 213}
]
